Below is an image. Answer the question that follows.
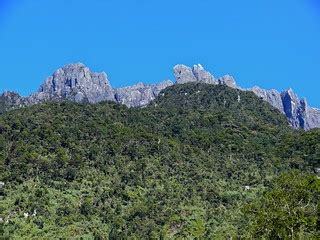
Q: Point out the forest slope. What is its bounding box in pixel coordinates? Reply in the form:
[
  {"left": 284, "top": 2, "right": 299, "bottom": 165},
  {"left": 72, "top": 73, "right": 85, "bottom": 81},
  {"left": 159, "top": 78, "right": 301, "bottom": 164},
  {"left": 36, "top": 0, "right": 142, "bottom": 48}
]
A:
[{"left": 0, "top": 83, "right": 319, "bottom": 239}]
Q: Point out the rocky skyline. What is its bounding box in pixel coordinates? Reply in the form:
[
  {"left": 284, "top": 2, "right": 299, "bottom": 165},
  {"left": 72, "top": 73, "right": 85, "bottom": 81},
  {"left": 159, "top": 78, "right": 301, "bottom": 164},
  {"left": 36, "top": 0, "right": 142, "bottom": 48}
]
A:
[{"left": 1, "top": 63, "right": 319, "bottom": 130}]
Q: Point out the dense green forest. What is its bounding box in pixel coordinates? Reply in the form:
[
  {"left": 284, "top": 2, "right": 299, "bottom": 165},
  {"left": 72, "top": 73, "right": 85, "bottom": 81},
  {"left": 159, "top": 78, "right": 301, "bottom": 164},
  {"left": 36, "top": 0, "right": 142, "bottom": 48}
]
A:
[{"left": 0, "top": 83, "right": 319, "bottom": 239}]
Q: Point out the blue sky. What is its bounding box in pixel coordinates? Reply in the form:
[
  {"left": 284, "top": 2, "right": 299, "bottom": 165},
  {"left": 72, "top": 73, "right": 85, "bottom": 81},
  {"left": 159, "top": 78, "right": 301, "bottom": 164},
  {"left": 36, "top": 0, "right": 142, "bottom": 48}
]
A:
[{"left": 0, "top": 0, "right": 319, "bottom": 107}]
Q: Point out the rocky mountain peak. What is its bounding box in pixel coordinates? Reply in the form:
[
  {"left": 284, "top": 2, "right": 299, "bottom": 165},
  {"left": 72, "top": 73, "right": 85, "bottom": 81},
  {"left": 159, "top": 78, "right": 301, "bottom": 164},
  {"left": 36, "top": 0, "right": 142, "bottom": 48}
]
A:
[
  {"left": 173, "top": 64, "right": 197, "bottom": 84},
  {"left": 31, "top": 63, "right": 115, "bottom": 104},
  {"left": 192, "top": 64, "right": 216, "bottom": 84},
  {"left": 218, "top": 75, "right": 236, "bottom": 88},
  {"left": 174, "top": 64, "right": 218, "bottom": 85}
]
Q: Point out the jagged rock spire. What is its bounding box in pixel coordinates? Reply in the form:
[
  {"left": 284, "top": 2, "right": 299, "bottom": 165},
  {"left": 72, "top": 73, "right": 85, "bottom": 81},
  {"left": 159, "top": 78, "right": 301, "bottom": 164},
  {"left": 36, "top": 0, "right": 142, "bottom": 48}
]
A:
[{"left": 281, "top": 88, "right": 308, "bottom": 129}]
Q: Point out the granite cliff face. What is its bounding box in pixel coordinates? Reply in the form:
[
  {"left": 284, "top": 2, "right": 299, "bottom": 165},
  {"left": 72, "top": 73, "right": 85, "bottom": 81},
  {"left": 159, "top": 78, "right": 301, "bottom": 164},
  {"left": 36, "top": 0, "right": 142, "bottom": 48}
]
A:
[
  {"left": 281, "top": 89, "right": 308, "bottom": 129},
  {"left": 1, "top": 63, "right": 319, "bottom": 130},
  {"left": 251, "top": 87, "right": 284, "bottom": 112},
  {"left": 28, "top": 63, "right": 115, "bottom": 104}
]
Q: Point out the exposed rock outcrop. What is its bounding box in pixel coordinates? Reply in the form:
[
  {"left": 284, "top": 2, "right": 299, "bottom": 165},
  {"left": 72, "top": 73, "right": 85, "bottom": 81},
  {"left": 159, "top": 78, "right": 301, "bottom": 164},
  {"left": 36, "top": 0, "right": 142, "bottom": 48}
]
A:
[
  {"left": 218, "top": 75, "right": 237, "bottom": 88},
  {"left": 192, "top": 64, "right": 216, "bottom": 84},
  {"left": 173, "top": 64, "right": 217, "bottom": 84},
  {"left": 25, "top": 63, "right": 173, "bottom": 108},
  {"left": 115, "top": 80, "right": 173, "bottom": 107},
  {"left": 251, "top": 86, "right": 320, "bottom": 130},
  {"left": 173, "top": 64, "right": 197, "bottom": 84},
  {"left": 28, "top": 63, "right": 115, "bottom": 104},
  {"left": 251, "top": 87, "right": 284, "bottom": 113},
  {"left": 283, "top": 90, "right": 320, "bottom": 130},
  {"left": 307, "top": 108, "right": 320, "bottom": 129},
  {"left": 0, "top": 91, "right": 26, "bottom": 114},
  {"left": 281, "top": 89, "right": 307, "bottom": 129}
]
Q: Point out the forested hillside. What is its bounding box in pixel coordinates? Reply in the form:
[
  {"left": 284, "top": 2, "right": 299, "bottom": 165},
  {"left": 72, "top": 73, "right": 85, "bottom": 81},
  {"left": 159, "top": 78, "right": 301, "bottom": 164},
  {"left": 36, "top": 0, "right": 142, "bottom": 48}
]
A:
[{"left": 0, "top": 83, "right": 319, "bottom": 239}]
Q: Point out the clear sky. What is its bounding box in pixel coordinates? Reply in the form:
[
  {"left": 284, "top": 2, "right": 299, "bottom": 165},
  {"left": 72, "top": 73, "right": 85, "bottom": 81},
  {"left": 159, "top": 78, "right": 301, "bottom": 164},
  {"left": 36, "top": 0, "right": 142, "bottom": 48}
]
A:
[{"left": 0, "top": 0, "right": 319, "bottom": 107}]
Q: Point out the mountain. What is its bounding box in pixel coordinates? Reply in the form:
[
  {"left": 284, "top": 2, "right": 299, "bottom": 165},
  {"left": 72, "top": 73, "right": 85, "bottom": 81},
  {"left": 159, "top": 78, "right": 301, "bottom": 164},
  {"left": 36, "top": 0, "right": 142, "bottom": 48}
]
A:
[
  {"left": 1, "top": 82, "right": 319, "bottom": 238},
  {"left": 1, "top": 63, "right": 319, "bottom": 130}
]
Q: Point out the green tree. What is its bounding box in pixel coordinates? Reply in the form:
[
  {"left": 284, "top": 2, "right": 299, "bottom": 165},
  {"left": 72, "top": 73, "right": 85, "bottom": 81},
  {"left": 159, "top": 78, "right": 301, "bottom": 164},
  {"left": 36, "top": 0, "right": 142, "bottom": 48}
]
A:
[{"left": 245, "top": 172, "right": 320, "bottom": 239}]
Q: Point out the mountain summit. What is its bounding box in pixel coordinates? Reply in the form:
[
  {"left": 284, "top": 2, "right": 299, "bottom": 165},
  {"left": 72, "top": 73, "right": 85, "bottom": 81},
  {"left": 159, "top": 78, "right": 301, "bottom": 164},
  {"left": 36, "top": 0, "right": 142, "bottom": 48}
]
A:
[
  {"left": 31, "top": 63, "right": 115, "bottom": 104},
  {"left": 1, "top": 63, "right": 319, "bottom": 129}
]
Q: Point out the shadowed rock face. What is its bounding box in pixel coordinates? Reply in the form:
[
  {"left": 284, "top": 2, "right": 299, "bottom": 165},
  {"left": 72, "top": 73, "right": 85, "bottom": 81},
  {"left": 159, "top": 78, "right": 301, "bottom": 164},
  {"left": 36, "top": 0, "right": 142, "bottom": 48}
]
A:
[
  {"left": 1, "top": 62, "right": 319, "bottom": 130},
  {"left": 281, "top": 89, "right": 306, "bottom": 129}
]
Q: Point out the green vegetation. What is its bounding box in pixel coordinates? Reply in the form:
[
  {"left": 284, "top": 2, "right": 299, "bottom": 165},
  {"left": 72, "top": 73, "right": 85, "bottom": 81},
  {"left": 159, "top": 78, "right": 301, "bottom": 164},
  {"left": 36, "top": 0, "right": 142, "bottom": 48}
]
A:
[
  {"left": 244, "top": 172, "right": 319, "bottom": 239},
  {"left": 0, "top": 83, "right": 319, "bottom": 239}
]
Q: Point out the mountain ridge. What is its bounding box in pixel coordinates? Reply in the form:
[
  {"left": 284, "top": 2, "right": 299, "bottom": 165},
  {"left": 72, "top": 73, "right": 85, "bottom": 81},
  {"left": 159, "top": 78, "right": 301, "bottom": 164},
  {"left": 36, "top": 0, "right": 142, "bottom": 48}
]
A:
[{"left": 1, "top": 62, "right": 319, "bottom": 130}]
